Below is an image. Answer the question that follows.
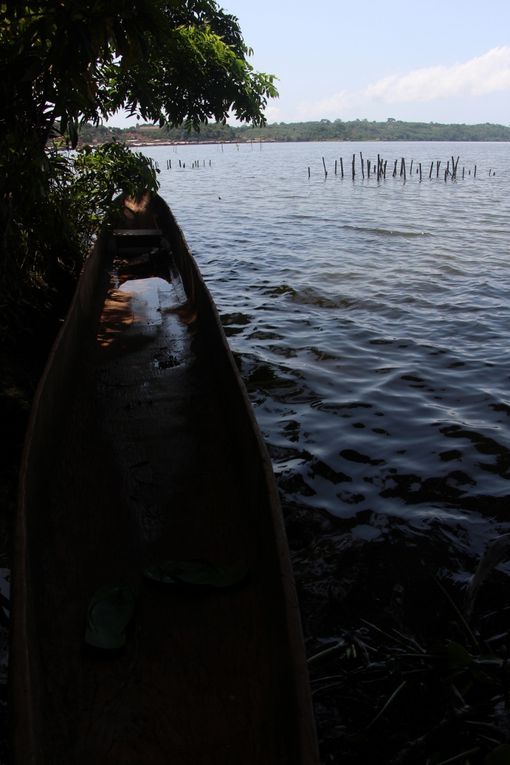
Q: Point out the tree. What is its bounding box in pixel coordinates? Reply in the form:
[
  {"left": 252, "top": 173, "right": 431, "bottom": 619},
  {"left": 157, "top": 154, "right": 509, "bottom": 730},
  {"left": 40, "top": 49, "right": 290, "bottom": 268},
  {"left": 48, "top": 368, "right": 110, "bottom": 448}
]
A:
[
  {"left": 0, "top": 0, "right": 277, "bottom": 329},
  {"left": 1, "top": 0, "right": 277, "bottom": 148}
]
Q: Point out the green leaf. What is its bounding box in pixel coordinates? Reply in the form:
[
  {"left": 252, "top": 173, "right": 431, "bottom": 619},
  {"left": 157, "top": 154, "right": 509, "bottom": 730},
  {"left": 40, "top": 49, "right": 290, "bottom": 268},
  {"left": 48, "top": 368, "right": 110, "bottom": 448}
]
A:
[
  {"left": 85, "top": 584, "right": 139, "bottom": 650},
  {"left": 144, "top": 560, "right": 248, "bottom": 589}
]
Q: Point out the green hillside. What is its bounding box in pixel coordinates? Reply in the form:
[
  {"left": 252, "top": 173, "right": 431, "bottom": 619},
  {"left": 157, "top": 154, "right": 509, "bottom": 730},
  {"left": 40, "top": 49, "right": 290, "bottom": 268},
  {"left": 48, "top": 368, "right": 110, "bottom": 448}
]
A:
[{"left": 78, "top": 118, "right": 510, "bottom": 145}]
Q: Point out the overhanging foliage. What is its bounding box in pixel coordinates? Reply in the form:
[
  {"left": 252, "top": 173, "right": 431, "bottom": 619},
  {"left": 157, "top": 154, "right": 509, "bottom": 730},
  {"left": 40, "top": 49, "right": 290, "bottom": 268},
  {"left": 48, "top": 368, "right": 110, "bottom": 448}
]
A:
[{"left": 0, "top": 0, "right": 277, "bottom": 330}]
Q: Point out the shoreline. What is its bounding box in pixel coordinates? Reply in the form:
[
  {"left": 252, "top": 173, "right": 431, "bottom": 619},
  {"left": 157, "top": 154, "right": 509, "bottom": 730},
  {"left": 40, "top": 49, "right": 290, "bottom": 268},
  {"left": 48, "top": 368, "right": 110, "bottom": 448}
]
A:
[{"left": 117, "top": 138, "right": 510, "bottom": 149}]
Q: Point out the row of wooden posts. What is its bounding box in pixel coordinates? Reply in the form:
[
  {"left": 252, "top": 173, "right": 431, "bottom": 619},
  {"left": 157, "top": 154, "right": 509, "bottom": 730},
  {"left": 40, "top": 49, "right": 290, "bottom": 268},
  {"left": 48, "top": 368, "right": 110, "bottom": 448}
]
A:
[
  {"left": 310, "top": 153, "right": 479, "bottom": 181},
  {"left": 151, "top": 159, "right": 213, "bottom": 170},
  {"left": 153, "top": 153, "right": 487, "bottom": 179}
]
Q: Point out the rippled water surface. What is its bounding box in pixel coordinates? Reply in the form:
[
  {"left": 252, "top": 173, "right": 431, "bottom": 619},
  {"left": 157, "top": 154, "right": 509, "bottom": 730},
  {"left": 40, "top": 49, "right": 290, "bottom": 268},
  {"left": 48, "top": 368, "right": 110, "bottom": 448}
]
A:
[
  {"left": 149, "top": 141, "right": 510, "bottom": 758},
  {"left": 142, "top": 141, "right": 510, "bottom": 576}
]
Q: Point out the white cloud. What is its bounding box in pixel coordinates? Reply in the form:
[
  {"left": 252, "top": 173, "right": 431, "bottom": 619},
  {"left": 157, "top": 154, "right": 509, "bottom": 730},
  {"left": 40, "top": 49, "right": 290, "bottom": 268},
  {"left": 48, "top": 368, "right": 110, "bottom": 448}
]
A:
[
  {"left": 366, "top": 47, "right": 510, "bottom": 103},
  {"left": 295, "top": 47, "right": 510, "bottom": 121}
]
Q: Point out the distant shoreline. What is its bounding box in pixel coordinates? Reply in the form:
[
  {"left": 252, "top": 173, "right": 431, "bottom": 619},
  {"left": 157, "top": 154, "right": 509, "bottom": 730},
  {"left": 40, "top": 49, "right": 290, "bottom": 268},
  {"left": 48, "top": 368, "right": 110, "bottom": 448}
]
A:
[
  {"left": 124, "top": 138, "right": 510, "bottom": 148},
  {"left": 76, "top": 119, "right": 510, "bottom": 147}
]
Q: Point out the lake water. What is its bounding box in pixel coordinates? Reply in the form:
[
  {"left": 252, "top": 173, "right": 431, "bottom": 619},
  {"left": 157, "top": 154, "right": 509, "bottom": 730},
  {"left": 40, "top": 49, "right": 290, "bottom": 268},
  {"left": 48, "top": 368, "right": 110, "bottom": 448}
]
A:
[
  {"left": 143, "top": 139, "right": 509, "bottom": 552},
  {"left": 142, "top": 140, "right": 509, "bottom": 753}
]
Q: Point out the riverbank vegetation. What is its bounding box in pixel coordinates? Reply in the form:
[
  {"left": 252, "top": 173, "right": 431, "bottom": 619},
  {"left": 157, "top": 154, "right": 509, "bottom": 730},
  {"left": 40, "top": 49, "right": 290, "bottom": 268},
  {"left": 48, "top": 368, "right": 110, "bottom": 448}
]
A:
[
  {"left": 77, "top": 118, "right": 510, "bottom": 146},
  {"left": 287, "top": 505, "right": 510, "bottom": 764}
]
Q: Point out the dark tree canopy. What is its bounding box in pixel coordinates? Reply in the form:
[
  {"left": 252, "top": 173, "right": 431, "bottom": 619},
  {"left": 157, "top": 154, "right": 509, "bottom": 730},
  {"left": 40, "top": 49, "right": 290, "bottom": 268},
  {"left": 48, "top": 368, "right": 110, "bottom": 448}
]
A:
[
  {"left": 0, "top": 0, "right": 277, "bottom": 325},
  {"left": 1, "top": 0, "right": 277, "bottom": 147}
]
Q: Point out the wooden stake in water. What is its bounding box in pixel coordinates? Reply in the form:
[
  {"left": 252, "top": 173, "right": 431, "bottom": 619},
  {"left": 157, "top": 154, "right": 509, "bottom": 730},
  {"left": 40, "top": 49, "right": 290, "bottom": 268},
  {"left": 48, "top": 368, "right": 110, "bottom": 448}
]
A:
[
  {"left": 340, "top": 157, "right": 344, "bottom": 178},
  {"left": 360, "top": 151, "right": 365, "bottom": 179},
  {"left": 335, "top": 159, "right": 338, "bottom": 176},
  {"left": 308, "top": 166, "right": 311, "bottom": 179},
  {"left": 322, "top": 157, "right": 328, "bottom": 178},
  {"left": 352, "top": 154, "right": 356, "bottom": 180},
  {"left": 429, "top": 161, "right": 433, "bottom": 179}
]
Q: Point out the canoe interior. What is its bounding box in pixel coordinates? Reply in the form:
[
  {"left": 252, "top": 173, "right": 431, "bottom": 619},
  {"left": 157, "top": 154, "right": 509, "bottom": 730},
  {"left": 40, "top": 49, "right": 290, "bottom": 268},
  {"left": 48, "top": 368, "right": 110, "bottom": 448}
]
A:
[{"left": 11, "top": 196, "right": 318, "bottom": 764}]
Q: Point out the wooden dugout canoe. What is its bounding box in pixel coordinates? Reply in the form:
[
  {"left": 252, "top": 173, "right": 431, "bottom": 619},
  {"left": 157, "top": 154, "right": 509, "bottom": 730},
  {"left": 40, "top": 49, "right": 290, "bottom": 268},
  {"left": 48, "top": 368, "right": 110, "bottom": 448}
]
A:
[{"left": 11, "top": 194, "right": 319, "bottom": 764}]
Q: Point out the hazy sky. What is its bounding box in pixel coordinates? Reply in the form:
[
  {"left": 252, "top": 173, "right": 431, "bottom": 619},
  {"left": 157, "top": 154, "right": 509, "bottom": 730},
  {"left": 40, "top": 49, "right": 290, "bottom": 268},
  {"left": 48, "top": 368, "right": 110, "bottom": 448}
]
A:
[{"left": 108, "top": 0, "right": 510, "bottom": 126}]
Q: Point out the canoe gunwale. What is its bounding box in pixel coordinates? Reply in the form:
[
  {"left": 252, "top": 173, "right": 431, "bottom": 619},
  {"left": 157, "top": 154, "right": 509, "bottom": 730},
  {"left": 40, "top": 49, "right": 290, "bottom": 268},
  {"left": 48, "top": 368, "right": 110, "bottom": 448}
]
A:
[{"left": 11, "top": 234, "right": 110, "bottom": 763}]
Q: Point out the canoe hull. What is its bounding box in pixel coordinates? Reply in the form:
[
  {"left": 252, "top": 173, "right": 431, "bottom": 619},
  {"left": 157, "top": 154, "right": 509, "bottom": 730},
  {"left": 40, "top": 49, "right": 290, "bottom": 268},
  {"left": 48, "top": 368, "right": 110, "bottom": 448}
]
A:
[{"left": 11, "top": 195, "right": 318, "bottom": 764}]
